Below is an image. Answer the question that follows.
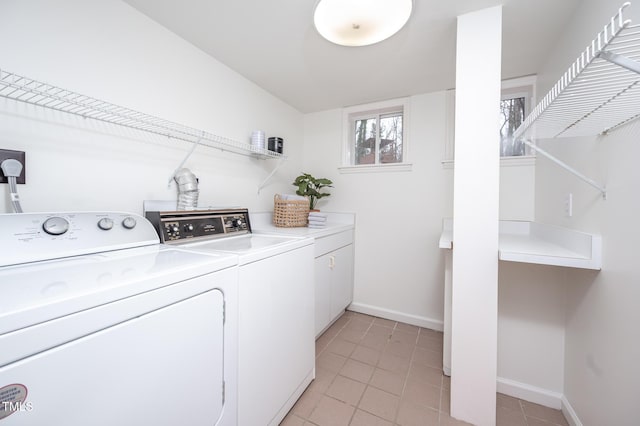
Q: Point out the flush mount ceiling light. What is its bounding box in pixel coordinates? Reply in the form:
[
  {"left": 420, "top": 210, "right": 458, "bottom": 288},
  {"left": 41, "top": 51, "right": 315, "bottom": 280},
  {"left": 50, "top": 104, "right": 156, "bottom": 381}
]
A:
[{"left": 313, "top": 0, "right": 413, "bottom": 47}]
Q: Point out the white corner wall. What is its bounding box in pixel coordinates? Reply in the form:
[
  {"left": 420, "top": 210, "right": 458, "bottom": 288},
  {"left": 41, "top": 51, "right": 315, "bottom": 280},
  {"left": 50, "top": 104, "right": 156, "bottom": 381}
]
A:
[
  {"left": 0, "top": 0, "right": 303, "bottom": 215},
  {"left": 534, "top": 0, "right": 640, "bottom": 424}
]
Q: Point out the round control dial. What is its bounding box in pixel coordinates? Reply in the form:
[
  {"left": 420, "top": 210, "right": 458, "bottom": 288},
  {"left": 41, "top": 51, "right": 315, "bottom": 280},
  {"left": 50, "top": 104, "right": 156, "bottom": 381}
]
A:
[
  {"left": 184, "top": 224, "right": 194, "bottom": 232},
  {"left": 43, "top": 217, "right": 70, "bottom": 236},
  {"left": 97, "top": 218, "right": 114, "bottom": 230},
  {"left": 232, "top": 218, "right": 243, "bottom": 227},
  {"left": 122, "top": 216, "right": 137, "bottom": 229}
]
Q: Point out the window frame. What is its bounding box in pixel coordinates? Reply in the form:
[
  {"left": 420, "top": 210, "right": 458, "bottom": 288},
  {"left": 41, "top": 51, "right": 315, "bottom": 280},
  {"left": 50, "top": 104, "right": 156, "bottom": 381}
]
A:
[
  {"left": 340, "top": 98, "right": 412, "bottom": 173},
  {"left": 442, "top": 75, "right": 537, "bottom": 168}
]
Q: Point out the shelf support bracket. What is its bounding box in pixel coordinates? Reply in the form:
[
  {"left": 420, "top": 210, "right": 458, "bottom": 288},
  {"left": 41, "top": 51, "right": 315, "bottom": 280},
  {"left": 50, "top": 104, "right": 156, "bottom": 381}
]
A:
[
  {"left": 597, "top": 50, "right": 640, "bottom": 75},
  {"left": 523, "top": 140, "right": 607, "bottom": 199},
  {"left": 257, "top": 158, "right": 286, "bottom": 194}
]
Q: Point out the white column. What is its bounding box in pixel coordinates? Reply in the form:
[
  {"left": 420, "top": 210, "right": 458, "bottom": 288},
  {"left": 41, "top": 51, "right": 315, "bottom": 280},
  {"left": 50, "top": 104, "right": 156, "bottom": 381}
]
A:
[
  {"left": 443, "top": 250, "right": 452, "bottom": 376},
  {"left": 451, "top": 6, "right": 502, "bottom": 426}
]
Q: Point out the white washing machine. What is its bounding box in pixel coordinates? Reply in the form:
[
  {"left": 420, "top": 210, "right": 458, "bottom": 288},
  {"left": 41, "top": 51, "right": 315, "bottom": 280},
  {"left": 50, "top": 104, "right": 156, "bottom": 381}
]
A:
[
  {"left": 145, "top": 209, "right": 315, "bottom": 426},
  {"left": 0, "top": 212, "right": 238, "bottom": 426}
]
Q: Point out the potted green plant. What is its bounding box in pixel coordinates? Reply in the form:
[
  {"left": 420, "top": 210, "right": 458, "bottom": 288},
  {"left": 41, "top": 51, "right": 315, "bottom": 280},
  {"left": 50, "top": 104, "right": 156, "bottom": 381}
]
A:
[{"left": 293, "top": 173, "right": 333, "bottom": 210}]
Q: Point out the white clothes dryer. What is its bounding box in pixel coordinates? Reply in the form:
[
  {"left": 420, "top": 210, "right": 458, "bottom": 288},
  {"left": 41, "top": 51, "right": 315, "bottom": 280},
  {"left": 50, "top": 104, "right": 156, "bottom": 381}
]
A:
[{"left": 146, "top": 209, "right": 315, "bottom": 426}]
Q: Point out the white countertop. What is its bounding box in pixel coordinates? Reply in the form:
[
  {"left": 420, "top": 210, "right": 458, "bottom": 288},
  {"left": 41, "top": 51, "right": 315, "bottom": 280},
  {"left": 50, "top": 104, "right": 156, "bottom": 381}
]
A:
[
  {"left": 250, "top": 211, "right": 355, "bottom": 238},
  {"left": 439, "top": 218, "right": 602, "bottom": 270}
]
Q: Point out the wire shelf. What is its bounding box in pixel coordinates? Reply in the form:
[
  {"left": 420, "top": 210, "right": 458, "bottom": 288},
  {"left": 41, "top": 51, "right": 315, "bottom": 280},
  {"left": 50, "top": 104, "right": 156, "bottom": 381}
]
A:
[
  {"left": 514, "top": 2, "right": 640, "bottom": 141},
  {"left": 512, "top": 2, "right": 640, "bottom": 199},
  {"left": 0, "top": 68, "right": 285, "bottom": 160}
]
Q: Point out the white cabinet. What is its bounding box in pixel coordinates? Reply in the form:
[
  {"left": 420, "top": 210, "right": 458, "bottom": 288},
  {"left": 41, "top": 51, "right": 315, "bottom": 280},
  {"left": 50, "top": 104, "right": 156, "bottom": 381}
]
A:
[{"left": 314, "top": 230, "right": 354, "bottom": 337}]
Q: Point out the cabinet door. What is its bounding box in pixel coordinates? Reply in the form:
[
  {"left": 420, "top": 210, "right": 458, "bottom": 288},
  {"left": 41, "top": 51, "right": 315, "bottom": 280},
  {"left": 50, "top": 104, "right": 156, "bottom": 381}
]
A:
[
  {"left": 315, "top": 253, "right": 332, "bottom": 337},
  {"left": 329, "top": 244, "right": 354, "bottom": 320}
]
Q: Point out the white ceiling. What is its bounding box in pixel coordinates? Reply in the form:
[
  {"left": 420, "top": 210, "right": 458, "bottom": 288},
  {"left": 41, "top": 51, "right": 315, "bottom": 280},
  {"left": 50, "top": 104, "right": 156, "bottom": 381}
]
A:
[{"left": 123, "top": 0, "right": 581, "bottom": 113}]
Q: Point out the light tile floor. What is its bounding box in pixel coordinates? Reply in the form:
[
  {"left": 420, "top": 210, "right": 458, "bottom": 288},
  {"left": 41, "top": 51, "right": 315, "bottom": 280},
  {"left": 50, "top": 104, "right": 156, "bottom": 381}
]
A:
[{"left": 281, "top": 311, "right": 569, "bottom": 426}]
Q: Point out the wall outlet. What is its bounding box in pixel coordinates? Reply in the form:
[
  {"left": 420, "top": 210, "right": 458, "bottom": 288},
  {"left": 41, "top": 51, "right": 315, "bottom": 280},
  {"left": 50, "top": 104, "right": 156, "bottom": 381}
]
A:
[
  {"left": 564, "top": 193, "right": 573, "bottom": 217},
  {"left": 0, "top": 149, "right": 26, "bottom": 184}
]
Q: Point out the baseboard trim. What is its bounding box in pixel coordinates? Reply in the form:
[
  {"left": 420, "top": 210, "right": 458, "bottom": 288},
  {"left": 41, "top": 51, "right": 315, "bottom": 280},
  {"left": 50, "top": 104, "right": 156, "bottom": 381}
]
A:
[
  {"left": 561, "top": 395, "right": 583, "bottom": 426},
  {"left": 497, "top": 377, "right": 562, "bottom": 409},
  {"left": 348, "top": 302, "right": 444, "bottom": 332}
]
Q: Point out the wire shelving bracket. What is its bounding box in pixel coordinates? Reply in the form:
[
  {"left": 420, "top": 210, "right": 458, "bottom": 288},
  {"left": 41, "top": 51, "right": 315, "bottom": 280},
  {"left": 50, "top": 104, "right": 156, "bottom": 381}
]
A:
[
  {"left": 257, "top": 158, "right": 287, "bottom": 194},
  {"left": 514, "top": 2, "right": 640, "bottom": 199}
]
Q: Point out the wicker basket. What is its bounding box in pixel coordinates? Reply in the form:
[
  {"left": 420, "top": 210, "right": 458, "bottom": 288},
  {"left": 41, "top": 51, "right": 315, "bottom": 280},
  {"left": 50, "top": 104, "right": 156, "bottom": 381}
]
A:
[{"left": 273, "top": 194, "right": 309, "bottom": 227}]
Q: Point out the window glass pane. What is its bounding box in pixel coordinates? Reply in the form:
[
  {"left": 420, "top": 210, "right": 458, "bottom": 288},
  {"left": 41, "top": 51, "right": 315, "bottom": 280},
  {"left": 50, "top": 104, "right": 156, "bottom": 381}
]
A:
[
  {"left": 499, "top": 97, "right": 526, "bottom": 157},
  {"left": 354, "top": 118, "right": 376, "bottom": 164},
  {"left": 379, "top": 114, "right": 403, "bottom": 163}
]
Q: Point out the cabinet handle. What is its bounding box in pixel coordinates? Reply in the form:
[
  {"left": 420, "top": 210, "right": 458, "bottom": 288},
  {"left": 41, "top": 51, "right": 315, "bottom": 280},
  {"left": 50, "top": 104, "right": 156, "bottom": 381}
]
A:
[{"left": 329, "top": 255, "right": 335, "bottom": 270}]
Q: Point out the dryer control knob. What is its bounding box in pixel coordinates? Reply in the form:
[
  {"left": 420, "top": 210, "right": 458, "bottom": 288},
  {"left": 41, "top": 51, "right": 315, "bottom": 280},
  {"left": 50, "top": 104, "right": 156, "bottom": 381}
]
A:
[
  {"left": 97, "top": 218, "right": 114, "bottom": 230},
  {"left": 233, "top": 219, "right": 243, "bottom": 227},
  {"left": 43, "top": 216, "right": 70, "bottom": 235},
  {"left": 122, "top": 216, "right": 137, "bottom": 229},
  {"left": 184, "top": 224, "right": 194, "bottom": 232}
]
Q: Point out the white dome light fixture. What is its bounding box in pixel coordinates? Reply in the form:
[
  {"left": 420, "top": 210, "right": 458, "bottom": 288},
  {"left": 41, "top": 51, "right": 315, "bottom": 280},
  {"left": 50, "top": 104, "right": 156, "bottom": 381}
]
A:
[{"left": 313, "top": 0, "right": 413, "bottom": 47}]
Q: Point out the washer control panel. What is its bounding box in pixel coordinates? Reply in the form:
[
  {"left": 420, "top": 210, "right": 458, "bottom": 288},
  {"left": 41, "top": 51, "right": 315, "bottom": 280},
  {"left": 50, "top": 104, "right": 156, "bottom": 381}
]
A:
[
  {"left": 145, "top": 209, "right": 251, "bottom": 243},
  {"left": 0, "top": 212, "right": 159, "bottom": 267}
]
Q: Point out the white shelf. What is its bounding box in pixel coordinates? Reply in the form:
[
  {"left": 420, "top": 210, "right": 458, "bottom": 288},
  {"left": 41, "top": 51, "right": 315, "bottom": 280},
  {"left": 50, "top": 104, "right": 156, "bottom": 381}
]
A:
[
  {"left": 514, "top": 2, "right": 640, "bottom": 141},
  {"left": 0, "top": 68, "right": 285, "bottom": 160},
  {"left": 513, "top": 2, "right": 639, "bottom": 199},
  {"left": 439, "top": 219, "right": 602, "bottom": 270}
]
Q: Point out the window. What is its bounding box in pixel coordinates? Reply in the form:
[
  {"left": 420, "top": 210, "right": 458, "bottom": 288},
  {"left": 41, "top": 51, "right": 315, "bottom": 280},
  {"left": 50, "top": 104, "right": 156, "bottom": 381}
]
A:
[
  {"left": 354, "top": 112, "right": 403, "bottom": 164},
  {"left": 342, "top": 98, "right": 410, "bottom": 172},
  {"left": 499, "top": 77, "right": 535, "bottom": 157},
  {"left": 442, "top": 76, "right": 536, "bottom": 167},
  {"left": 500, "top": 94, "right": 527, "bottom": 156}
]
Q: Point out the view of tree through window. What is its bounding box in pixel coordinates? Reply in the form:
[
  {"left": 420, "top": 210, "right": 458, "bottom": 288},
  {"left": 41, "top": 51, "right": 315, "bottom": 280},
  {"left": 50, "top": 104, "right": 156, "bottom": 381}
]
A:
[
  {"left": 354, "top": 113, "right": 403, "bottom": 164},
  {"left": 500, "top": 97, "right": 526, "bottom": 156}
]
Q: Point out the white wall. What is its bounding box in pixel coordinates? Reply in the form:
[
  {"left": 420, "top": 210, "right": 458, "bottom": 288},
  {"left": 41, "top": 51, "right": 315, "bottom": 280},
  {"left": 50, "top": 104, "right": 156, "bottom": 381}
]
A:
[
  {"left": 534, "top": 0, "right": 640, "bottom": 424},
  {"left": 302, "top": 85, "right": 568, "bottom": 403},
  {"left": 0, "top": 0, "right": 303, "bottom": 215},
  {"left": 303, "top": 92, "right": 451, "bottom": 329},
  {"left": 302, "top": 90, "right": 542, "bottom": 321},
  {"left": 497, "top": 263, "right": 566, "bottom": 398},
  {"left": 500, "top": 161, "right": 535, "bottom": 220}
]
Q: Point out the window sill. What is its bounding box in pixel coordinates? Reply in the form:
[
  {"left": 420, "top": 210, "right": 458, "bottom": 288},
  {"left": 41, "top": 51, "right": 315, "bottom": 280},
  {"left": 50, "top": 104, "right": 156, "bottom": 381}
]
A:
[
  {"left": 338, "top": 163, "right": 413, "bottom": 174},
  {"left": 441, "top": 155, "right": 536, "bottom": 169}
]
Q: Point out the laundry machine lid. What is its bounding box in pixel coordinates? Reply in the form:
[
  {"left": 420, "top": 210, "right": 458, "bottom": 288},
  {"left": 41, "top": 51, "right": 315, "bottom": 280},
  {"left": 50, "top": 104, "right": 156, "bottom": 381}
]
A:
[
  {"left": 0, "top": 245, "right": 237, "bottom": 334},
  {"left": 177, "top": 233, "right": 313, "bottom": 264}
]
